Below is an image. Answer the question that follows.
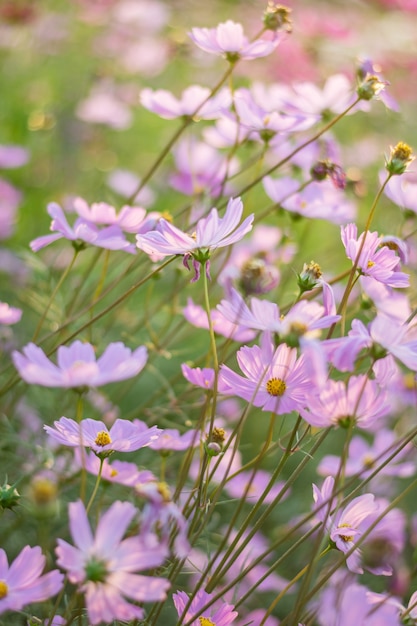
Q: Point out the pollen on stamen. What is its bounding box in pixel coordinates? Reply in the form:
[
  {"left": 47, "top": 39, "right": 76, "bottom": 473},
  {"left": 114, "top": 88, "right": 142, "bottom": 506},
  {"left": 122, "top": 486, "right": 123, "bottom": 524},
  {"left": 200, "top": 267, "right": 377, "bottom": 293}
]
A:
[
  {"left": 367, "top": 260, "right": 375, "bottom": 268},
  {"left": 94, "top": 431, "right": 112, "bottom": 447},
  {"left": 266, "top": 377, "right": 287, "bottom": 396},
  {"left": 0, "top": 580, "right": 8, "bottom": 599},
  {"left": 199, "top": 617, "right": 216, "bottom": 626},
  {"left": 338, "top": 523, "right": 354, "bottom": 542}
]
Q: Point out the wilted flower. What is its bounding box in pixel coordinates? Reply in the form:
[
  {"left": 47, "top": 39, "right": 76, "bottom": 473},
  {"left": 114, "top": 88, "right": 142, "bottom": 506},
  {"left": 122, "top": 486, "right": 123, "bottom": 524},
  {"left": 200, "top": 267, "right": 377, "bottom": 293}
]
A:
[
  {"left": 12, "top": 340, "right": 148, "bottom": 389},
  {"left": 56, "top": 500, "right": 170, "bottom": 624}
]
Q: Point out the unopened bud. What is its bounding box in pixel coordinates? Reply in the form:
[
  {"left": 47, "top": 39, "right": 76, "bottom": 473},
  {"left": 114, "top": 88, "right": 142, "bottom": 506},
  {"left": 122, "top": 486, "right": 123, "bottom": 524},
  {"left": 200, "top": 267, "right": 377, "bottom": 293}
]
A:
[
  {"left": 263, "top": 3, "right": 292, "bottom": 32},
  {"left": 357, "top": 74, "right": 386, "bottom": 101},
  {"left": 297, "top": 261, "right": 322, "bottom": 292},
  {"left": 0, "top": 479, "right": 20, "bottom": 511},
  {"left": 385, "top": 142, "right": 414, "bottom": 176}
]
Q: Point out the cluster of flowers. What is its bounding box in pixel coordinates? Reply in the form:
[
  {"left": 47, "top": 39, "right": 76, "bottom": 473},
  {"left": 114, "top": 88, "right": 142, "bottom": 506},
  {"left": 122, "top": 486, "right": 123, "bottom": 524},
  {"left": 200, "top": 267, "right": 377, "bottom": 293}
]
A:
[{"left": 2, "top": 2, "right": 417, "bottom": 625}]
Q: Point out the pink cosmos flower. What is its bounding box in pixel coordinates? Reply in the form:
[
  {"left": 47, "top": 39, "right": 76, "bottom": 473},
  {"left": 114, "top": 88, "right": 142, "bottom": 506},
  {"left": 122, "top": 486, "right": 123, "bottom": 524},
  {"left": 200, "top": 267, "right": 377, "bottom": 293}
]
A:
[
  {"left": 173, "top": 589, "right": 238, "bottom": 625},
  {"left": 30, "top": 202, "right": 136, "bottom": 253},
  {"left": 318, "top": 430, "right": 415, "bottom": 481},
  {"left": 136, "top": 197, "right": 254, "bottom": 281},
  {"left": 341, "top": 223, "right": 409, "bottom": 288},
  {"left": 168, "top": 138, "right": 239, "bottom": 197},
  {"left": 0, "top": 144, "right": 29, "bottom": 168},
  {"left": 76, "top": 450, "right": 156, "bottom": 487},
  {"left": 12, "top": 340, "right": 148, "bottom": 388},
  {"left": 383, "top": 170, "right": 417, "bottom": 214},
  {"left": 181, "top": 363, "right": 216, "bottom": 390},
  {"left": 0, "top": 545, "right": 63, "bottom": 615},
  {"left": 140, "top": 85, "right": 231, "bottom": 120},
  {"left": 75, "top": 87, "right": 132, "bottom": 130},
  {"left": 288, "top": 74, "right": 357, "bottom": 117},
  {"left": 219, "top": 333, "right": 315, "bottom": 415},
  {"left": 312, "top": 476, "right": 379, "bottom": 573},
  {"left": 264, "top": 177, "right": 357, "bottom": 224},
  {"left": 183, "top": 297, "right": 256, "bottom": 342},
  {"left": 44, "top": 417, "right": 161, "bottom": 455},
  {"left": 71, "top": 197, "right": 149, "bottom": 233},
  {"left": 148, "top": 427, "right": 199, "bottom": 451},
  {"left": 300, "top": 375, "right": 390, "bottom": 430},
  {"left": 0, "top": 301, "right": 22, "bottom": 325},
  {"left": 56, "top": 500, "right": 170, "bottom": 624},
  {"left": 189, "top": 20, "right": 280, "bottom": 61},
  {"left": 0, "top": 178, "right": 21, "bottom": 239}
]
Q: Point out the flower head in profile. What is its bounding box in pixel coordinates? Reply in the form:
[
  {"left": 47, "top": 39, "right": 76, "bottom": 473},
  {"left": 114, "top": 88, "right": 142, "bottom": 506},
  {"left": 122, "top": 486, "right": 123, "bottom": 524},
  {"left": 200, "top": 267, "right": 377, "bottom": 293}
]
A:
[
  {"left": 136, "top": 197, "right": 253, "bottom": 281},
  {"left": 30, "top": 202, "right": 136, "bottom": 253},
  {"left": 0, "top": 545, "right": 63, "bottom": 615},
  {"left": 173, "top": 589, "right": 238, "bottom": 625},
  {"left": 44, "top": 417, "right": 161, "bottom": 457},
  {"left": 189, "top": 20, "right": 280, "bottom": 62},
  {"left": 0, "top": 301, "right": 22, "bottom": 325},
  {"left": 313, "top": 476, "right": 379, "bottom": 574},
  {"left": 55, "top": 500, "right": 170, "bottom": 625},
  {"left": 12, "top": 340, "right": 148, "bottom": 389}
]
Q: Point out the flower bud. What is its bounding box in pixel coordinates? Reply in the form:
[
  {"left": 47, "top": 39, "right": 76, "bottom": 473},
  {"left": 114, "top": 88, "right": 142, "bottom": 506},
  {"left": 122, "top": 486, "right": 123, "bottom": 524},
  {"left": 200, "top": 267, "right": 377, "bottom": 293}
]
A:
[
  {"left": 0, "top": 479, "right": 20, "bottom": 511},
  {"left": 263, "top": 3, "right": 292, "bottom": 32},
  {"left": 239, "top": 257, "right": 279, "bottom": 295},
  {"left": 297, "top": 261, "right": 322, "bottom": 293},
  {"left": 357, "top": 75, "right": 386, "bottom": 101},
  {"left": 385, "top": 142, "right": 414, "bottom": 176}
]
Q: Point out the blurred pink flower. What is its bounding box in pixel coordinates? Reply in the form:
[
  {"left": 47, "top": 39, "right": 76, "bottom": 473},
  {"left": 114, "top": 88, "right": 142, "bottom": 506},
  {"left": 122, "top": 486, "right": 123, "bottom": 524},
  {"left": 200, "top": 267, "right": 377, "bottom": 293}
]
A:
[
  {"left": 183, "top": 297, "right": 256, "bottom": 342},
  {"left": 189, "top": 20, "right": 280, "bottom": 61},
  {"left": 12, "top": 340, "right": 148, "bottom": 388},
  {"left": 0, "top": 301, "right": 22, "bottom": 325},
  {"left": 0, "top": 144, "right": 29, "bottom": 168},
  {"left": 0, "top": 178, "right": 21, "bottom": 239},
  {"left": 56, "top": 500, "right": 170, "bottom": 624},
  {"left": 71, "top": 197, "right": 148, "bottom": 233},
  {"left": 173, "top": 589, "right": 238, "bottom": 625},
  {"left": 44, "top": 417, "right": 161, "bottom": 455},
  {"left": 0, "top": 545, "right": 63, "bottom": 615},
  {"left": 140, "top": 85, "right": 231, "bottom": 120},
  {"left": 30, "top": 202, "right": 137, "bottom": 253}
]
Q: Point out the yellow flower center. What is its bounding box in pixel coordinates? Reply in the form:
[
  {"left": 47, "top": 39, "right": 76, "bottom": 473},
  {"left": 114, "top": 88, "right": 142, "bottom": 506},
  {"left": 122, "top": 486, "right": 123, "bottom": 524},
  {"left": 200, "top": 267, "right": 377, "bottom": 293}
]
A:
[
  {"left": 266, "top": 377, "right": 286, "bottom": 396},
  {"left": 362, "top": 455, "right": 375, "bottom": 469},
  {"left": 199, "top": 618, "right": 216, "bottom": 626},
  {"left": 367, "top": 260, "right": 375, "bottom": 268},
  {"left": 110, "top": 469, "right": 118, "bottom": 477},
  {"left": 0, "top": 581, "right": 8, "bottom": 599},
  {"left": 338, "top": 523, "right": 354, "bottom": 542},
  {"left": 94, "top": 431, "right": 112, "bottom": 447}
]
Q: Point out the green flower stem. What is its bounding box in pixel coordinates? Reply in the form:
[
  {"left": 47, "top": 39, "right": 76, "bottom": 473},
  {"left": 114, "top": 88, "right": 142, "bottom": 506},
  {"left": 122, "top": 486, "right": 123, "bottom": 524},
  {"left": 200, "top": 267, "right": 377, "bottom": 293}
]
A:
[
  {"left": 66, "top": 248, "right": 103, "bottom": 318},
  {"left": 32, "top": 249, "right": 79, "bottom": 342},
  {"left": 45, "top": 577, "right": 68, "bottom": 626},
  {"left": 75, "top": 393, "right": 87, "bottom": 502},
  {"left": 86, "top": 457, "right": 104, "bottom": 514},
  {"left": 261, "top": 546, "right": 332, "bottom": 625}
]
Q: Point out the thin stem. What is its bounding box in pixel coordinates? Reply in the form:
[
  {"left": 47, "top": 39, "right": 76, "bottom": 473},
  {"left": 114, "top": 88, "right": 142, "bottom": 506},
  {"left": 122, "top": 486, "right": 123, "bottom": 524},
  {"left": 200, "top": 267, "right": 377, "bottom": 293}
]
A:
[
  {"left": 86, "top": 457, "right": 104, "bottom": 514},
  {"left": 32, "top": 249, "right": 78, "bottom": 342}
]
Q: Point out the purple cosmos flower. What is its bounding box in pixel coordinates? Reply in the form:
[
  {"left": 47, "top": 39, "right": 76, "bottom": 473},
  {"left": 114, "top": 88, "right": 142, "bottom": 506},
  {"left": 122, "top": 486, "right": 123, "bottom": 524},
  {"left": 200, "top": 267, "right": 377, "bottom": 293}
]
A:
[
  {"left": 341, "top": 223, "right": 409, "bottom": 288},
  {"left": 173, "top": 589, "right": 238, "bottom": 625},
  {"left": 30, "top": 202, "right": 136, "bottom": 253},
  {"left": 12, "top": 340, "right": 148, "bottom": 388},
  {"left": 383, "top": 170, "right": 417, "bottom": 214},
  {"left": 148, "top": 428, "right": 199, "bottom": 451},
  {"left": 189, "top": 20, "right": 280, "bottom": 62},
  {"left": 219, "top": 332, "right": 315, "bottom": 415},
  {"left": 0, "top": 545, "right": 63, "bottom": 615},
  {"left": 44, "top": 417, "right": 161, "bottom": 455},
  {"left": 181, "top": 363, "right": 216, "bottom": 390},
  {"left": 140, "top": 85, "right": 231, "bottom": 120},
  {"left": 56, "top": 500, "right": 170, "bottom": 624},
  {"left": 0, "top": 301, "right": 22, "bottom": 325},
  {"left": 136, "top": 197, "right": 253, "bottom": 281},
  {"left": 312, "top": 476, "right": 379, "bottom": 573}
]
